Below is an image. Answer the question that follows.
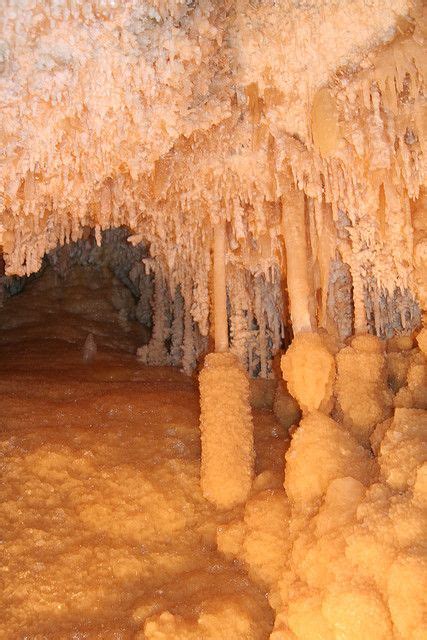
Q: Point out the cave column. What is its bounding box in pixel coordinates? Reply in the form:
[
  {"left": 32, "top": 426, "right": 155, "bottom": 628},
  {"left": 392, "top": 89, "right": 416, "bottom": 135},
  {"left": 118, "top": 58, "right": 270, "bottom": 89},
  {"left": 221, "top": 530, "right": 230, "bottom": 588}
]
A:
[{"left": 198, "top": 220, "right": 254, "bottom": 510}]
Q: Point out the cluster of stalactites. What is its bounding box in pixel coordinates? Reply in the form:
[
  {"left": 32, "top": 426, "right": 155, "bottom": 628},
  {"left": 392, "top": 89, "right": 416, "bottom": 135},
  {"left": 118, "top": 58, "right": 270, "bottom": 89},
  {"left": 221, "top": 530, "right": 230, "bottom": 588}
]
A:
[
  {"left": 136, "top": 254, "right": 285, "bottom": 376},
  {"left": 0, "top": 1, "right": 425, "bottom": 356},
  {"left": 284, "top": 193, "right": 422, "bottom": 342}
]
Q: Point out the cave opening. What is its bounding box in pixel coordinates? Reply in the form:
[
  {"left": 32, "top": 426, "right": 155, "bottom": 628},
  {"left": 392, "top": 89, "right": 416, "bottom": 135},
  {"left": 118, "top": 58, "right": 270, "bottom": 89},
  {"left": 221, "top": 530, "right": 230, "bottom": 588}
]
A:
[{"left": 0, "top": 227, "right": 152, "bottom": 358}]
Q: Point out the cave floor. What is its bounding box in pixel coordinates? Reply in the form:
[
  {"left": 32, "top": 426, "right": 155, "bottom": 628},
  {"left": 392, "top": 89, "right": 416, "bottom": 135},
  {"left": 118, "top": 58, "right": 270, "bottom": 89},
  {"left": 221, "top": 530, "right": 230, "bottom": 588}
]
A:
[{"left": 0, "top": 267, "right": 286, "bottom": 639}]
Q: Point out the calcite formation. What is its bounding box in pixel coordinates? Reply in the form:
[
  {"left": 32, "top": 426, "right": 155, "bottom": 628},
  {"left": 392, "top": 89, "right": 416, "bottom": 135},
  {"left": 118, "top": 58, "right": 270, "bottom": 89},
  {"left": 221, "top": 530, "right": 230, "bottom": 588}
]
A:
[
  {"left": 280, "top": 332, "right": 337, "bottom": 414},
  {"left": 0, "top": 1, "right": 426, "bottom": 374},
  {"left": 270, "top": 332, "right": 427, "bottom": 640},
  {"left": 199, "top": 351, "right": 254, "bottom": 509},
  {"left": 335, "top": 334, "right": 393, "bottom": 443},
  {"left": 0, "top": 2, "right": 426, "bottom": 640}
]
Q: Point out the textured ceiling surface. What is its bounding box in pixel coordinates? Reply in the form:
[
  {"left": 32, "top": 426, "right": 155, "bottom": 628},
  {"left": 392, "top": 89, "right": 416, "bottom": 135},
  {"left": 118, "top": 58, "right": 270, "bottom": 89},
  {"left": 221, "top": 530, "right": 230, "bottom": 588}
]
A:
[{"left": 0, "top": 1, "right": 425, "bottom": 335}]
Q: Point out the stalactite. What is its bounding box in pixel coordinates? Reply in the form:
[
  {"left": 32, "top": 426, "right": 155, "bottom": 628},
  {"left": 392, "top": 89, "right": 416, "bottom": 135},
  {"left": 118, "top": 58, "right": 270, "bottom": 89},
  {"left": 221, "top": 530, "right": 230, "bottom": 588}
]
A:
[
  {"left": 134, "top": 267, "right": 154, "bottom": 328},
  {"left": 327, "top": 257, "right": 354, "bottom": 340},
  {"left": 137, "top": 261, "right": 170, "bottom": 366},
  {"left": 312, "top": 199, "right": 337, "bottom": 330},
  {"left": 352, "top": 267, "right": 368, "bottom": 335},
  {"left": 181, "top": 281, "right": 195, "bottom": 376},
  {"left": 213, "top": 222, "right": 228, "bottom": 354},
  {"left": 254, "top": 276, "right": 268, "bottom": 378},
  {"left": 229, "top": 268, "right": 250, "bottom": 369},
  {"left": 170, "top": 285, "right": 184, "bottom": 367},
  {"left": 281, "top": 177, "right": 315, "bottom": 334}
]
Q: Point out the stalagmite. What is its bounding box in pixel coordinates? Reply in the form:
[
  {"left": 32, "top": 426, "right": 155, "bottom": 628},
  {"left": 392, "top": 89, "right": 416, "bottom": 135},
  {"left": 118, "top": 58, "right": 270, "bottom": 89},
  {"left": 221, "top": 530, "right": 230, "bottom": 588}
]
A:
[
  {"left": 82, "top": 332, "right": 97, "bottom": 363},
  {"left": 281, "top": 332, "right": 337, "bottom": 415},
  {"left": 199, "top": 352, "right": 255, "bottom": 510},
  {"left": 284, "top": 412, "right": 376, "bottom": 507},
  {"left": 336, "top": 334, "right": 393, "bottom": 444}
]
